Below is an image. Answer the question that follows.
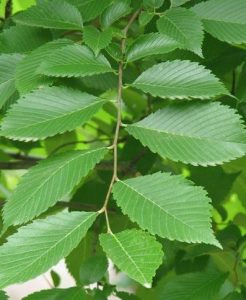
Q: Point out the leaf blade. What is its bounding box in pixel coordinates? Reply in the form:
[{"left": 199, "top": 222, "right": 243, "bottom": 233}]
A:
[
  {"left": 101, "top": 0, "right": 132, "bottom": 28},
  {"left": 157, "top": 270, "right": 227, "bottom": 300},
  {"left": 13, "top": 0, "right": 83, "bottom": 30},
  {"left": 100, "top": 229, "right": 163, "bottom": 285},
  {"left": 126, "top": 102, "right": 246, "bottom": 166},
  {"left": 1, "top": 86, "right": 106, "bottom": 141},
  {"left": 126, "top": 33, "right": 180, "bottom": 62},
  {"left": 3, "top": 147, "right": 108, "bottom": 227},
  {"left": 113, "top": 172, "right": 219, "bottom": 246},
  {"left": 68, "top": 0, "right": 113, "bottom": 22},
  {"left": 16, "top": 39, "right": 73, "bottom": 94},
  {"left": 0, "top": 25, "right": 52, "bottom": 54},
  {"left": 157, "top": 8, "right": 204, "bottom": 56},
  {"left": 38, "top": 44, "right": 113, "bottom": 78},
  {"left": 83, "top": 26, "right": 112, "bottom": 56},
  {"left": 191, "top": 0, "right": 246, "bottom": 44},
  {"left": 23, "top": 288, "right": 91, "bottom": 300},
  {"left": 0, "top": 54, "right": 23, "bottom": 108},
  {"left": 0, "top": 211, "right": 97, "bottom": 288},
  {"left": 131, "top": 60, "right": 228, "bottom": 100}
]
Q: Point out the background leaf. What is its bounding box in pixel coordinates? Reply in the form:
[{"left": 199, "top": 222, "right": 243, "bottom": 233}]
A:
[
  {"left": 23, "top": 287, "right": 92, "bottom": 300},
  {"left": 15, "top": 39, "right": 72, "bottom": 94},
  {"left": 143, "top": 0, "right": 164, "bottom": 9},
  {"left": 171, "top": 0, "right": 191, "bottom": 7},
  {"left": 101, "top": 0, "right": 132, "bottom": 28},
  {"left": 68, "top": 0, "right": 113, "bottom": 22},
  {"left": 0, "top": 25, "right": 52, "bottom": 54},
  {"left": 0, "top": 54, "right": 23, "bottom": 108},
  {"left": 65, "top": 231, "right": 97, "bottom": 284},
  {"left": 50, "top": 270, "right": 61, "bottom": 288},
  {"left": 0, "top": 291, "right": 8, "bottom": 300},
  {"left": 223, "top": 292, "right": 244, "bottom": 300},
  {"left": 79, "top": 255, "right": 108, "bottom": 285},
  {"left": 157, "top": 270, "right": 227, "bottom": 300}
]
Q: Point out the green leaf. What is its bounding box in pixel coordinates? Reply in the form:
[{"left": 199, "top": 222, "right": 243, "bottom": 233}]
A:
[
  {"left": 0, "top": 54, "right": 23, "bottom": 108},
  {"left": 113, "top": 172, "right": 219, "bottom": 246},
  {"left": 66, "top": 231, "right": 97, "bottom": 284},
  {"left": 23, "top": 287, "right": 92, "bottom": 300},
  {"left": 12, "top": 0, "right": 36, "bottom": 13},
  {"left": 83, "top": 26, "right": 112, "bottom": 56},
  {"left": 126, "top": 102, "right": 246, "bottom": 166},
  {"left": 82, "top": 73, "right": 118, "bottom": 92},
  {"left": 116, "top": 292, "right": 140, "bottom": 300},
  {"left": 106, "top": 42, "right": 122, "bottom": 61},
  {"left": 14, "top": 0, "right": 83, "bottom": 30},
  {"left": 191, "top": 0, "right": 246, "bottom": 44},
  {"left": 131, "top": 60, "right": 228, "bottom": 100},
  {"left": 0, "top": 25, "right": 52, "bottom": 54},
  {"left": 233, "top": 213, "right": 246, "bottom": 228},
  {"left": 222, "top": 157, "right": 246, "bottom": 208},
  {"left": 68, "top": 0, "right": 113, "bottom": 22},
  {"left": 139, "top": 11, "right": 154, "bottom": 27},
  {"left": 79, "top": 255, "right": 108, "bottom": 285},
  {"left": 126, "top": 33, "right": 180, "bottom": 62},
  {"left": 143, "top": 0, "right": 164, "bottom": 8},
  {"left": 101, "top": 0, "right": 132, "bottom": 28},
  {"left": 16, "top": 39, "right": 73, "bottom": 95},
  {"left": 157, "top": 270, "right": 227, "bottom": 300},
  {"left": 3, "top": 147, "right": 107, "bottom": 227},
  {"left": 0, "top": 211, "right": 97, "bottom": 289},
  {"left": 223, "top": 292, "right": 244, "bottom": 300},
  {"left": 50, "top": 270, "right": 60, "bottom": 287},
  {"left": 157, "top": 8, "right": 204, "bottom": 56},
  {"left": 190, "top": 166, "right": 238, "bottom": 206},
  {"left": 0, "top": 291, "right": 8, "bottom": 300},
  {"left": 1, "top": 86, "right": 106, "bottom": 141},
  {"left": 38, "top": 44, "right": 113, "bottom": 78},
  {"left": 100, "top": 229, "right": 163, "bottom": 286},
  {"left": 236, "top": 63, "right": 246, "bottom": 102},
  {"left": 171, "top": 0, "right": 191, "bottom": 7}
]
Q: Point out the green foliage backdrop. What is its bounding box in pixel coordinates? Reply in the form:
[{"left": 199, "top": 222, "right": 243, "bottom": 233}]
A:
[{"left": 0, "top": 0, "right": 246, "bottom": 299}]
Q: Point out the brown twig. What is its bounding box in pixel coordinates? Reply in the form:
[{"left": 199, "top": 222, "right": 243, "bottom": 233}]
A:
[{"left": 99, "top": 9, "right": 141, "bottom": 232}]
